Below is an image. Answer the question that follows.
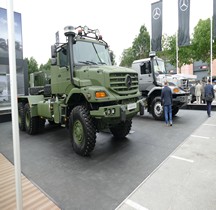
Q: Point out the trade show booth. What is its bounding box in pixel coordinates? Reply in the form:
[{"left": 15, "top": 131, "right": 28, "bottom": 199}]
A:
[{"left": 0, "top": 7, "right": 27, "bottom": 122}]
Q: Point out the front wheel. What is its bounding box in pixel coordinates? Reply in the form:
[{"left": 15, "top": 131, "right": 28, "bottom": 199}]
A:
[
  {"left": 172, "top": 107, "right": 179, "bottom": 117},
  {"left": 69, "top": 105, "right": 96, "bottom": 156},
  {"left": 110, "top": 119, "right": 132, "bottom": 139},
  {"left": 151, "top": 97, "right": 164, "bottom": 120}
]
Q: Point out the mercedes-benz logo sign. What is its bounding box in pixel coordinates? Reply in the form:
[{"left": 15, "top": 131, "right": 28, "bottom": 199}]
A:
[
  {"left": 153, "top": 7, "right": 161, "bottom": 20},
  {"left": 125, "top": 75, "right": 132, "bottom": 89},
  {"left": 179, "top": 0, "right": 189, "bottom": 12}
]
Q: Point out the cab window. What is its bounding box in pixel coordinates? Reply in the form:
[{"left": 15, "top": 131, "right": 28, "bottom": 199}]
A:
[
  {"left": 140, "top": 61, "right": 151, "bottom": 74},
  {"left": 59, "top": 47, "right": 68, "bottom": 67}
]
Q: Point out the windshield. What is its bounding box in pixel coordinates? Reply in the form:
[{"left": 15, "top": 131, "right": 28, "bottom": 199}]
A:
[
  {"left": 153, "top": 59, "right": 166, "bottom": 74},
  {"left": 73, "top": 41, "right": 112, "bottom": 65}
]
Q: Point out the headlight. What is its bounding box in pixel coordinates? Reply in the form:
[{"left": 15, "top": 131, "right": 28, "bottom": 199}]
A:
[
  {"left": 95, "top": 91, "right": 107, "bottom": 98},
  {"left": 104, "top": 108, "right": 115, "bottom": 116},
  {"left": 173, "top": 88, "right": 180, "bottom": 93}
]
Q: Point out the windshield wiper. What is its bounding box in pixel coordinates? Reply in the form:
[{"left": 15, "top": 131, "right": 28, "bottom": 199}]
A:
[
  {"left": 87, "top": 61, "right": 97, "bottom": 65},
  {"left": 78, "top": 61, "right": 98, "bottom": 65},
  {"left": 97, "top": 62, "right": 107, "bottom": 65}
]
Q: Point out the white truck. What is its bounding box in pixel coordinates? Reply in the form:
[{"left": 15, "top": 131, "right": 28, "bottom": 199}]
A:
[{"left": 131, "top": 52, "right": 190, "bottom": 120}]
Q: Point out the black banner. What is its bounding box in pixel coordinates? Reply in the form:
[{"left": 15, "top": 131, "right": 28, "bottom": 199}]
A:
[
  {"left": 151, "top": 1, "right": 162, "bottom": 51},
  {"left": 178, "top": 0, "right": 190, "bottom": 46},
  {"left": 213, "top": 0, "right": 216, "bottom": 38}
]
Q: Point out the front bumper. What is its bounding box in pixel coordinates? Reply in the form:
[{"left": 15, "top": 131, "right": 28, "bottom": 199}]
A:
[
  {"left": 173, "top": 94, "right": 189, "bottom": 107},
  {"left": 90, "top": 98, "right": 144, "bottom": 121}
]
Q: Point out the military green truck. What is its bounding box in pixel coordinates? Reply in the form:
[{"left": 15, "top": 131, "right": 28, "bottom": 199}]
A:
[{"left": 18, "top": 26, "right": 144, "bottom": 156}]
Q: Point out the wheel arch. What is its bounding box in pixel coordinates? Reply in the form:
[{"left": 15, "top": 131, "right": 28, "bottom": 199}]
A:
[
  {"left": 66, "top": 93, "right": 90, "bottom": 116},
  {"left": 18, "top": 95, "right": 44, "bottom": 117},
  {"left": 147, "top": 89, "right": 162, "bottom": 111},
  {"left": 18, "top": 95, "right": 44, "bottom": 106}
]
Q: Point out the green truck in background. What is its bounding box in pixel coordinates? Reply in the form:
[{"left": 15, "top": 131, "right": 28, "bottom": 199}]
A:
[{"left": 18, "top": 26, "right": 144, "bottom": 156}]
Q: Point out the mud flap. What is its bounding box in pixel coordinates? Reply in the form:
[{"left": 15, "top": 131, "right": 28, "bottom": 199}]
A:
[{"left": 139, "top": 100, "right": 145, "bottom": 115}]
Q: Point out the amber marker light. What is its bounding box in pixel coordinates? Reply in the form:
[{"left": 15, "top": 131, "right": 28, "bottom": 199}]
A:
[
  {"left": 78, "top": 29, "right": 82, "bottom": 36},
  {"left": 95, "top": 91, "right": 107, "bottom": 98},
  {"left": 173, "top": 88, "right": 180, "bottom": 93}
]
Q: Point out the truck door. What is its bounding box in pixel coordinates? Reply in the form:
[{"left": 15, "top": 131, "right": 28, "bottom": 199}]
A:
[
  {"left": 138, "top": 61, "right": 154, "bottom": 91},
  {"left": 51, "top": 48, "right": 71, "bottom": 94}
]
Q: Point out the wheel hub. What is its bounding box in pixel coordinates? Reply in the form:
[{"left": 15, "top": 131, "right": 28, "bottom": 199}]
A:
[
  {"left": 154, "top": 102, "right": 163, "bottom": 117},
  {"left": 73, "top": 120, "right": 84, "bottom": 145}
]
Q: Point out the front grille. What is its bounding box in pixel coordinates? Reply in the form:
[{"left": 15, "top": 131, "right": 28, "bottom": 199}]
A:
[{"left": 109, "top": 72, "right": 139, "bottom": 96}]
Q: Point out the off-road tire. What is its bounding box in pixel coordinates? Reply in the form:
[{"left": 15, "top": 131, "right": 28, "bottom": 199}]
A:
[
  {"left": 48, "top": 120, "right": 55, "bottom": 125},
  {"left": 172, "top": 107, "right": 179, "bottom": 117},
  {"left": 18, "top": 102, "right": 25, "bottom": 131},
  {"left": 24, "top": 103, "right": 41, "bottom": 135},
  {"left": 38, "top": 118, "right": 45, "bottom": 133},
  {"left": 110, "top": 119, "right": 132, "bottom": 139},
  {"left": 151, "top": 96, "right": 164, "bottom": 120},
  {"left": 69, "top": 105, "right": 96, "bottom": 156}
]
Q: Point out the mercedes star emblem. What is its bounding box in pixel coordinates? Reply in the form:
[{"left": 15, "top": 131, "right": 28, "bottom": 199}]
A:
[
  {"left": 125, "top": 75, "right": 132, "bottom": 89},
  {"left": 153, "top": 7, "right": 161, "bottom": 20},
  {"left": 179, "top": 0, "right": 189, "bottom": 12}
]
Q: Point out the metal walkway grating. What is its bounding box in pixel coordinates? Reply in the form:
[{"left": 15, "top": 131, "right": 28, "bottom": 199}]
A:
[{"left": 0, "top": 153, "right": 61, "bottom": 210}]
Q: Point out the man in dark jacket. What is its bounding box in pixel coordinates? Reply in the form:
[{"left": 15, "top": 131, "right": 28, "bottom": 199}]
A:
[
  {"left": 204, "top": 79, "right": 215, "bottom": 117},
  {"left": 161, "top": 81, "right": 173, "bottom": 126}
]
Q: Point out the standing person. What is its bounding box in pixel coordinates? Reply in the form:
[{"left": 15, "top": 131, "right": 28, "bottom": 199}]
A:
[
  {"left": 213, "top": 80, "right": 216, "bottom": 100},
  {"left": 195, "top": 81, "right": 202, "bottom": 104},
  {"left": 161, "top": 81, "right": 173, "bottom": 126},
  {"left": 204, "top": 79, "right": 215, "bottom": 117},
  {"left": 201, "top": 81, "right": 206, "bottom": 104}
]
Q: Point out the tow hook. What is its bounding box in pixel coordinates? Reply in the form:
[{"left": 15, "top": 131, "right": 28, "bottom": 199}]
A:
[{"left": 120, "top": 105, "right": 126, "bottom": 122}]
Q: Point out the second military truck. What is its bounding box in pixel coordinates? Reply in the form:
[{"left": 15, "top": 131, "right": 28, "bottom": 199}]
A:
[
  {"left": 131, "top": 52, "right": 189, "bottom": 120},
  {"left": 18, "top": 26, "right": 144, "bottom": 156}
]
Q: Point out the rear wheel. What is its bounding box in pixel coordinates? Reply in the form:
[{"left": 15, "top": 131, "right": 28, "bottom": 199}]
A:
[
  {"left": 48, "top": 120, "right": 55, "bottom": 125},
  {"left": 110, "top": 119, "right": 132, "bottom": 139},
  {"left": 69, "top": 105, "right": 96, "bottom": 156},
  {"left": 24, "top": 103, "right": 38, "bottom": 135},
  {"left": 151, "top": 97, "right": 164, "bottom": 120},
  {"left": 18, "top": 102, "right": 25, "bottom": 131},
  {"left": 24, "top": 103, "right": 45, "bottom": 134},
  {"left": 38, "top": 118, "right": 45, "bottom": 133}
]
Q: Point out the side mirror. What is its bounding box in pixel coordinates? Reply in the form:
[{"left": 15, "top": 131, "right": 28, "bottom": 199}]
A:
[
  {"left": 109, "top": 50, "right": 114, "bottom": 65},
  {"left": 51, "top": 58, "right": 57, "bottom": 65},
  {"left": 51, "top": 45, "right": 57, "bottom": 58}
]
